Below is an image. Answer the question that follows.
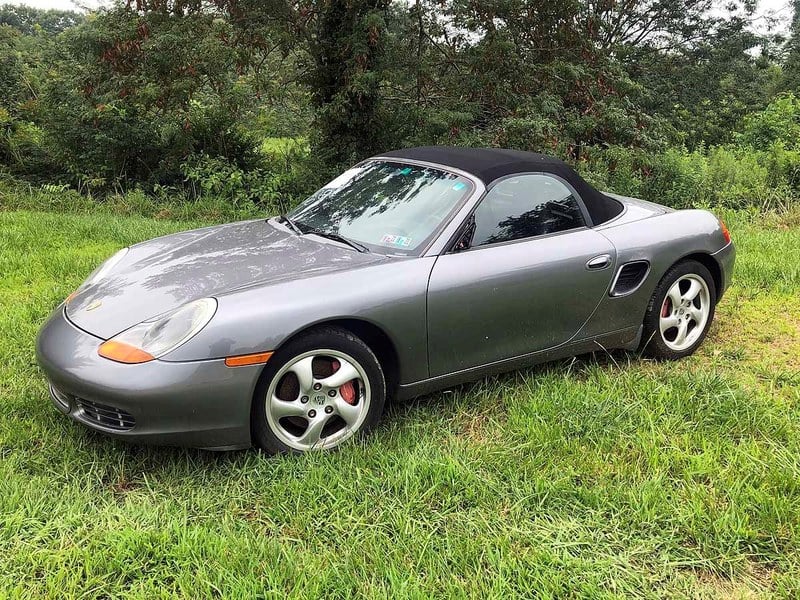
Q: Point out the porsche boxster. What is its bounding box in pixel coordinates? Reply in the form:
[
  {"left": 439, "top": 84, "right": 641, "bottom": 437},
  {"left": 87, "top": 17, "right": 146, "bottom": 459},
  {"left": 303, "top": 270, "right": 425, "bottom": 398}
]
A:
[{"left": 36, "top": 146, "right": 735, "bottom": 453}]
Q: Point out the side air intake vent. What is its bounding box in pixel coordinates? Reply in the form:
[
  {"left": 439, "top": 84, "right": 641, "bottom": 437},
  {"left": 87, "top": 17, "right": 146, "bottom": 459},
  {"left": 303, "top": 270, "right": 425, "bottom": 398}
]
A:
[{"left": 611, "top": 261, "right": 650, "bottom": 296}]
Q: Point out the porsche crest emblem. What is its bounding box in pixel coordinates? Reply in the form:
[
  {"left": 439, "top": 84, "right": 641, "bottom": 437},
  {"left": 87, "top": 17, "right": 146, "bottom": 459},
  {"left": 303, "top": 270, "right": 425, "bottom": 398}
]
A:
[{"left": 85, "top": 300, "right": 103, "bottom": 312}]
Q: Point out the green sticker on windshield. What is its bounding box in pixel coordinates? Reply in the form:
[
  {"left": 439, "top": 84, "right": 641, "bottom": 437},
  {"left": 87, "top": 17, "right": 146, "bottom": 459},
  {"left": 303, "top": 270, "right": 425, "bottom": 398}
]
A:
[
  {"left": 399, "top": 167, "right": 412, "bottom": 175},
  {"left": 453, "top": 181, "right": 466, "bottom": 191}
]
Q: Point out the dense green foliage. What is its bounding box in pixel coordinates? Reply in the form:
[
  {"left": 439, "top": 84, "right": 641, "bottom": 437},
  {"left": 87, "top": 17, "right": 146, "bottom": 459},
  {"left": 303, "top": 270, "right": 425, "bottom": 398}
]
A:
[
  {"left": 41, "top": 10, "right": 262, "bottom": 188},
  {"left": 0, "top": 0, "right": 797, "bottom": 208},
  {"left": 0, "top": 4, "right": 82, "bottom": 35},
  {"left": 785, "top": 0, "right": 800, "bottom": 89}
]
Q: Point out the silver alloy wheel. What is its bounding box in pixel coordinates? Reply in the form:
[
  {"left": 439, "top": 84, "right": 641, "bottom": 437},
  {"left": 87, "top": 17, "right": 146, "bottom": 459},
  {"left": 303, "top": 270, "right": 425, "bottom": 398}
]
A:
[
  {"left": 658, "top": 274, "right": 711, "bottom": 351},
  {"left": 265, "top": 349, "right": 371, "bottom": 452}
]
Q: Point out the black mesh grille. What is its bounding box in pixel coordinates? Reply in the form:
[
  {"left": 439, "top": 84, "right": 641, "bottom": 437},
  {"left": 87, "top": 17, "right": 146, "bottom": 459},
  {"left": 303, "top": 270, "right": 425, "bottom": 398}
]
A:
[
  {"left": 612, "top": 261, "right": 649, "bottom": 296},
  {"left": 76, "top": 399, "right": 136, "bottom": 431}
]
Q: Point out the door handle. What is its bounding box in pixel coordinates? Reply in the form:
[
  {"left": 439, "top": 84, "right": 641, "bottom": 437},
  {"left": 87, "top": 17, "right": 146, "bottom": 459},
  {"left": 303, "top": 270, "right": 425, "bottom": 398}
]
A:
[{"left": 586, "top": 254, "right": 612, "bottom": 270}]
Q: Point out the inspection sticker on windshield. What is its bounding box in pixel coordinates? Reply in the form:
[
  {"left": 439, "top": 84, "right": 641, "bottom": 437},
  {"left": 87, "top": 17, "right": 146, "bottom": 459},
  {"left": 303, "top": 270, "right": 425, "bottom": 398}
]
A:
[{"left": 381, "top": 234, "right": 412, "bottom": 248}]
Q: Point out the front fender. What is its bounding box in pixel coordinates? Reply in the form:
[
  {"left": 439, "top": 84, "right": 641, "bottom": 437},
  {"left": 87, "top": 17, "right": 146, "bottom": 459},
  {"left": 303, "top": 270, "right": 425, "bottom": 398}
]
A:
[{"left": 163, "top": 257, "right": 436, "bottom": 385}]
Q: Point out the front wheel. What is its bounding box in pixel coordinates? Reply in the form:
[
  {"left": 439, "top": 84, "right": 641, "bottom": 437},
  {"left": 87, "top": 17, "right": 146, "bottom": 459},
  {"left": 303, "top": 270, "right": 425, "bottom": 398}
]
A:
[
  {"left": 641, "top": 260, "right": 716, "bottom": 360},
  {"left": 251, "top": 326, "right": 386, "bottom": 454}
]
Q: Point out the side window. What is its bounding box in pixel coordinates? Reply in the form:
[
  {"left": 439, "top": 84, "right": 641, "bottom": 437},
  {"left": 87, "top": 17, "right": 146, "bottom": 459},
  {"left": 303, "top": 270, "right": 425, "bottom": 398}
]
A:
[{"left": 470, "top": 174, "right": 585, "bottom": 247}]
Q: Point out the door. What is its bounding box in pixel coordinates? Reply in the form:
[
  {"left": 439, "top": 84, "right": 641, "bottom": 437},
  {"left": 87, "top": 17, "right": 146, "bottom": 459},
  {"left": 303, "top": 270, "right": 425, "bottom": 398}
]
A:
[{"left": 426, "top": 173, "right": 616, "bottom": 377}]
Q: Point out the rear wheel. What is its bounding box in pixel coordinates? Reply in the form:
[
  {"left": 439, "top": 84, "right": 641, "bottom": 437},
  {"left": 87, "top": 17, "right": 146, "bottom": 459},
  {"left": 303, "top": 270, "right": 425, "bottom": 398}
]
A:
[
  {"left": 641, "top": 260, "right": 716, "bottom": 360},
  {"left": 252, "top": 327, "right": 386, "bottom": 454}
]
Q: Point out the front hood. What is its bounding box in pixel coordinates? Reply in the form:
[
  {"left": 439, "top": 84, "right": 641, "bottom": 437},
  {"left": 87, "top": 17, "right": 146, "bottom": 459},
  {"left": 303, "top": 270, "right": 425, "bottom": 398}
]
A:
[{"left": 66, "top": 219, "right": 386, "bottom": 339}]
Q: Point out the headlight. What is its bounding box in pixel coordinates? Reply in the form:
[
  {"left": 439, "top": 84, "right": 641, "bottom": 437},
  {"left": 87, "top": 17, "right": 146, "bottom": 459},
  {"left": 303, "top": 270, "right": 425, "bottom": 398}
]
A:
[
  {"left": 67, "top": 248, "right": 129, "bottom": 303},
  {"left": 98, "top": 298, "right": 217, "bottom": 364}
]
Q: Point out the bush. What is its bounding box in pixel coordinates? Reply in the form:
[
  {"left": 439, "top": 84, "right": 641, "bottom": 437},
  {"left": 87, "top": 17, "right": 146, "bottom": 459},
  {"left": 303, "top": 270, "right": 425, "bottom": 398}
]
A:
[
  {"left": 646, "top": 148, "right": 709, "bottom": 208},
  {"left": 705, "top": 146, "right": 772, "bottom": 209},
  {"left": 580, "top": 140, "right": 796, "bottom": 212},
  {"left": 38, "top": 8, "right": 263, "bottom": 191},
  {"left": 739, "top": 93, "right": 800, "bottom": 152},
  {"left": 761, "top": 141, "right": 800, "bottom": 192},
  {"left": 179, "top": 139, "right": 312, "bottom": 213}
]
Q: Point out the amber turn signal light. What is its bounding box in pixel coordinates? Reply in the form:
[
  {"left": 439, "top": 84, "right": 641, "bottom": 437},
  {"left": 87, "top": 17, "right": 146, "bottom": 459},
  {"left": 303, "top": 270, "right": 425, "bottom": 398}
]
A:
[
  {"left": 719, "top": 219, "right": 731, "bottom": 243},
  {"left": 224, "top": 351, "right": 273, "bottom": 367},
  {"left": 98, "top": 340, "right": 155, "bottom": 364}
]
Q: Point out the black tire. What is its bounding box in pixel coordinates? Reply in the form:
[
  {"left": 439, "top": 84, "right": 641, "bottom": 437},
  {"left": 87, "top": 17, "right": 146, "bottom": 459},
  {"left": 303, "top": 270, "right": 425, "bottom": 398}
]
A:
[
  {"left": 640, "top": 259, "right": 717, "bottom": 360},
  {"left": 251, "top": 326, "right": 386, "bottom": 455}
]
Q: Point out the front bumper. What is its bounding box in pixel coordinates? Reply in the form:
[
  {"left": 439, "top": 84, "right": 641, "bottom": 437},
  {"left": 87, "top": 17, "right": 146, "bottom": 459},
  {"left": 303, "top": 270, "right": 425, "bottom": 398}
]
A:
[
  {"left": 711, "top": 240, "right": 736, "bottom": 300},
  {"left": 36, "top": 308, "right": 261, "bottom": 450}
]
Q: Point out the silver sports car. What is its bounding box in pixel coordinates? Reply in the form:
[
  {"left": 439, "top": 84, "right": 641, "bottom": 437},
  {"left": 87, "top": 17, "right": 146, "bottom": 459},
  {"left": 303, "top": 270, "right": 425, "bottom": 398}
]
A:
[{"left": 37, "top": 147, "right": 735, "bottom": 453}]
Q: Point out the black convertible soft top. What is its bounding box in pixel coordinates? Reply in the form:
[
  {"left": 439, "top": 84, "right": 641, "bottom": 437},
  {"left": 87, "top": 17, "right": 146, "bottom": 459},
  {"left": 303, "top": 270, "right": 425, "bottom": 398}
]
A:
[{"left": 379, "top": 146, "right": 623, "bottom": 225}]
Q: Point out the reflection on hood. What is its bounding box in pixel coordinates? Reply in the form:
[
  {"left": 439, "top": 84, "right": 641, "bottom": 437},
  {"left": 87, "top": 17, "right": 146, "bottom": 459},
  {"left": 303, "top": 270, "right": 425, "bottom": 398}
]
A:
[{"left": 66, "top": 219, "right": 386, "bottom": 339}]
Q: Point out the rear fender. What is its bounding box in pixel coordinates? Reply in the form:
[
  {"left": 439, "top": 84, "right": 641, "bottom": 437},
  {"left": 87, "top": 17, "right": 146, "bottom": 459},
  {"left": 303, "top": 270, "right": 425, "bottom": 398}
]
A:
[{"left": 575, "top": 209, "right": 730, "bottom": 340}]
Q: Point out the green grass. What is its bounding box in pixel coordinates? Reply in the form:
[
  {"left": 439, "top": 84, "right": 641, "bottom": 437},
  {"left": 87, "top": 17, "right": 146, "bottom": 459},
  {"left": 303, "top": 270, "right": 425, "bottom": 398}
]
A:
[{"left": 0, "top": 208, "right": 799, "bottom": 598}]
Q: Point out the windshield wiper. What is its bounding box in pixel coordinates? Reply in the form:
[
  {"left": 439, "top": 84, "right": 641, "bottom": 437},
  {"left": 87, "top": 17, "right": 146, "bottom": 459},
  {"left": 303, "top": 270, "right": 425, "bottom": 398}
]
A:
[
  {"left": 278, "top": 214, "right": 303, "bottom": 236},
  {"left": 281, "top": 216, "right": 369, "bottom": 253},
  {"left": 303, "top": 226, "right": 370, "bottom": 253}
]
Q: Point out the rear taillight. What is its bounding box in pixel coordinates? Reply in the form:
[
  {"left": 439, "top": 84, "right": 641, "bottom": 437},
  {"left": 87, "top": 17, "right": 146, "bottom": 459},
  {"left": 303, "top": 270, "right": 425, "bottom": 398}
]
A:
[{"left": 719, "top": 219, "right": 731, "bottom": 244}]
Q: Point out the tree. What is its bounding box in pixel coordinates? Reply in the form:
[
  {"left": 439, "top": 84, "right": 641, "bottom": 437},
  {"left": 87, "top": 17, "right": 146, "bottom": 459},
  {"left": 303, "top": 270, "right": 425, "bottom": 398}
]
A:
[
  {"left": 613, "top": 0, "right": 783, "bottom": 148},
  {"left": 0, "top": 24, "right": 51, "bottom": 172},
  {"left": 626, "top": 13, "right": 781, "bottom": 147},
  {"left": 40, "top": 5, "right": 262, "bottom": 188},
  {"left": 372, "top": 0, "right": 671, "bottom": 156},
  {"left": 0, "top": 0, "right": 791, "bottom": 195},
  {"left": 0, "top": 25, "right": 24, "bottom": 164},
  {"left": 301, "top": 0, "right": 393, "bottom": 168},
  {"left": 0, "top": 4, "right": 83, "bottom": 35},
  {"left": 785, "top": 0, "right": 800, "bottom": 90},
  {"left": 584, "top": 0, "right": 718, "bottom": 52}
]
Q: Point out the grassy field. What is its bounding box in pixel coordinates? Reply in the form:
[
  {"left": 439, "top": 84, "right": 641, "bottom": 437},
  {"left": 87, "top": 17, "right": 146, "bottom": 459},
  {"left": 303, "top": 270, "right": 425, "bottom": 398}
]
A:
[{"left": 0, "top": 207, "right": 799, "bottom": 598}]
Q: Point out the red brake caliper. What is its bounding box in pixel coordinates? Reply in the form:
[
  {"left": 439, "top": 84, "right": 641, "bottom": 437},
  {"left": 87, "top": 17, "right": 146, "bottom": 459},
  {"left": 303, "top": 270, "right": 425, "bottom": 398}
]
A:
[
  {"left": 331, "top": 359, "right": 357, "bottom": 405},
  {"left": 661, "top": 298, "right": 671, "bottom": 318},
  {"left": 340, "top": 381, "right": 356, "bottom": 405}
]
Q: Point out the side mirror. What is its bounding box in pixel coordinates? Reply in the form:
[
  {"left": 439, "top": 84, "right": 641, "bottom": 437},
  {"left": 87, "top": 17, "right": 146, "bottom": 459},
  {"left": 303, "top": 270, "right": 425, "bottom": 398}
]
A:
[{"left": 452, "top": 216, "right": 476, "bottom": 253}]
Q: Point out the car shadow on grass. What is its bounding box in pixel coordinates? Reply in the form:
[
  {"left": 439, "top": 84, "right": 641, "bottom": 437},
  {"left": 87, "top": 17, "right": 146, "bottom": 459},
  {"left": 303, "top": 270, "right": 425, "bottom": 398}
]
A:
[
  {"left": 382, "top": 348, "right": 647, "bottom": 442},
  {"left": 56, "top": 348, "right": 645, "bottom": 479}
]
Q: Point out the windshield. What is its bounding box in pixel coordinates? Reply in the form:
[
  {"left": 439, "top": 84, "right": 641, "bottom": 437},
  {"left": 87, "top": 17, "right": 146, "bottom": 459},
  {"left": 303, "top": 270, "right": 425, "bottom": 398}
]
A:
[{"left": 288, "top": 160, "right": 474, "bottom": 255}]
